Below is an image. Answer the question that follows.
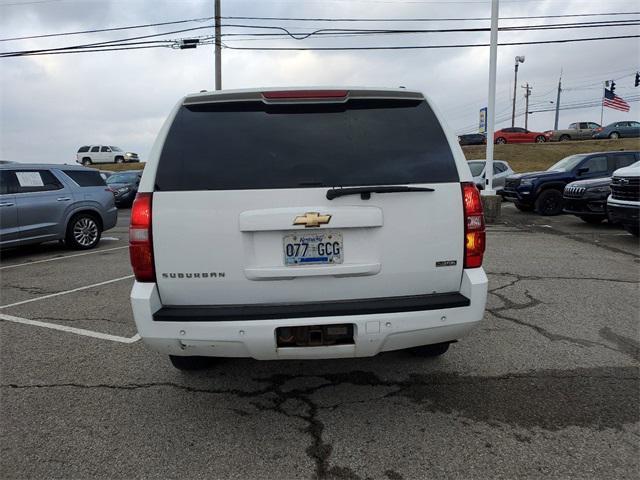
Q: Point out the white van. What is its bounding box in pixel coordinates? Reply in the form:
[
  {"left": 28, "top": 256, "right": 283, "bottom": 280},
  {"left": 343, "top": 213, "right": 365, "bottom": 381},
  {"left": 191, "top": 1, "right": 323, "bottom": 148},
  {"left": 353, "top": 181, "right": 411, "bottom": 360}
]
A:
[{"left": 129, "top": 88, "right": 488, "bottom": 370}]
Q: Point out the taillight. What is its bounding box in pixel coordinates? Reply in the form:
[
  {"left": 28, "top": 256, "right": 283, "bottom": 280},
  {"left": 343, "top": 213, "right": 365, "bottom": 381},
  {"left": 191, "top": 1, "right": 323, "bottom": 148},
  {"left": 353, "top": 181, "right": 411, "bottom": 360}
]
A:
[
  {"left": 262, "top": 90, "right": 348, "bottom": 100},
  {"left": 461, "top": 182, "right": 485, "bottom": 268},
  {"left": 129, "top": 192, "right": 155, "bottom": 282}
]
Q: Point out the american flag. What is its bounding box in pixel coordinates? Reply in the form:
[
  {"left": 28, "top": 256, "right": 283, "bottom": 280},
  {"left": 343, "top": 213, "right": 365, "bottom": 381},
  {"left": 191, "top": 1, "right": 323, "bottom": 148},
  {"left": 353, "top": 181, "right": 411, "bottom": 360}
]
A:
[{"left": 603, "top": 88, "right": 630, "bottom": 112}]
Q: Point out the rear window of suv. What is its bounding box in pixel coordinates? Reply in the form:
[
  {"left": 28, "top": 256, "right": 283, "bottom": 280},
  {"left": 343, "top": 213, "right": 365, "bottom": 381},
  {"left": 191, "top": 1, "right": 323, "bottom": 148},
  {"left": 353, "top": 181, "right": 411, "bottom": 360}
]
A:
[
  {"left": 155, "top": 98, "right": 458, "bottom": 191},
  {"left": 63, "top": 170, "right": 106, "bottom": 187}
]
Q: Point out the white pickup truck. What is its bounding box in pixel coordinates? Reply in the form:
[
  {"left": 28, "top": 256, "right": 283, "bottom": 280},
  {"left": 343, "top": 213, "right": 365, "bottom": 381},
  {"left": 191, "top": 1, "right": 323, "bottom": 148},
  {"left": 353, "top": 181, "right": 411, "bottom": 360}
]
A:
[
  {"left": 608, "top": 161, "right": 640, "bottom": 236},
  {"left": 128, "top": 87, "right": 488, "bottom": 370}
]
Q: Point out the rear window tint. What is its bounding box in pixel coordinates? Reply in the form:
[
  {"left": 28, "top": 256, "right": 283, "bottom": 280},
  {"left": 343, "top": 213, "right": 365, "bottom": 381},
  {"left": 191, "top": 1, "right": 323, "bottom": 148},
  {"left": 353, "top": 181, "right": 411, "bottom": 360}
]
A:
[
  {"left": 78, "top": 146, "right": 90, "bottom": 153},
  {"left": 156, "top": 99, "right": 458, "bottom": 191},
  {"left": 63, "top": 170, "right": 106, "bottom": 187}
]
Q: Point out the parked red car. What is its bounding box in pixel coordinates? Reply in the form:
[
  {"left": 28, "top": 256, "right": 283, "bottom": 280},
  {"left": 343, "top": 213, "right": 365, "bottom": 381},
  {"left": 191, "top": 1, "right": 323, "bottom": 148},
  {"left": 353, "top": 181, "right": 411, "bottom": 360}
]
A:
[{"left": 494, "top": 127, "right": 547, "bottom": 144}]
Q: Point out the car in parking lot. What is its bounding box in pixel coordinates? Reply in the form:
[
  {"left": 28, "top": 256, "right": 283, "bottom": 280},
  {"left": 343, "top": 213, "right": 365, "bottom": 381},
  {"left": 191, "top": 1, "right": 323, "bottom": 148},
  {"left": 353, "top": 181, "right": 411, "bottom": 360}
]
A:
[
  {"left": 544, "top": 122, "right": 601, "bottom": 142},
  {"left": 607, "top": 161, "right": 640, "bottom": 236},
  {"left": 129, "top": 87, "right": 488, "bottom": 370},
  {"left": 0, "top": 164, "right": 117, "bottom": 249},
  {"left": 592, "top": 121, "right": 640, "bottom": 139},
  {"left": 501, "top": 150, "right": 639, "bottom": 215},
  {"left": 467, "top": 159, "right": 513, "bottom": 192},
  {"left": 105, "top": 170, "right": 142, "bottom": 208},
  {"left": 494, "top": 127, "right": 547, "bottom": 144},
  {"left": 458, "top": 133, "right": 486, "bottom": 145},
  {"left": 76, "top": 145, "right": 140, "bottom": 166},
  {"left": 563, "top": 177, "right": 612, "bottom": 224}
]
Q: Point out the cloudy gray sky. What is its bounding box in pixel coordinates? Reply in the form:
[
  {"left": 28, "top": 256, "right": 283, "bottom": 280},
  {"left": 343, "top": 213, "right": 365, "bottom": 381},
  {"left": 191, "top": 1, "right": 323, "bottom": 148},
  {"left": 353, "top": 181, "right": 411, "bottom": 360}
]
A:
[{"left": 1, "top": 0, "right": 639, "bottom": 164}]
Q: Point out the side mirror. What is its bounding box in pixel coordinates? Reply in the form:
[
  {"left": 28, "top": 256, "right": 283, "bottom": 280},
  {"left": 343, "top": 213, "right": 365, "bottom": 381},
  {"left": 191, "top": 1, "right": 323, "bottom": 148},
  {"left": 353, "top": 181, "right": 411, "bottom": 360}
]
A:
[{"left": 577, "top": 167, "right": 589, "bottom": 175}]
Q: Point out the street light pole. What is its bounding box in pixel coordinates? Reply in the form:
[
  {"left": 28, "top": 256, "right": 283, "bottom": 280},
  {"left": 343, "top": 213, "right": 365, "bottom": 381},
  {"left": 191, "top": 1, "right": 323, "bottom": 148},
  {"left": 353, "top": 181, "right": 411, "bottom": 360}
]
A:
[
  {"left": 511, "top": 56, "right": 525, "bottom": 127},
  {"left": 214, "top": 0, "right": 221, "bottom": 90},
  {"left": 484, "top": 0, "right": 499, "bottom": 196}
]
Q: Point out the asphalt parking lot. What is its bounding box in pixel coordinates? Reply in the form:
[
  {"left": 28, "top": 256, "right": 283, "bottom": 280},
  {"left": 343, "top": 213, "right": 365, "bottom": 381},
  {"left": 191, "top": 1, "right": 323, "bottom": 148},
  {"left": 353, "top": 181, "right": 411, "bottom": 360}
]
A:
[{"left": 1, "top": 205, "right": 638, "bottom": 480}]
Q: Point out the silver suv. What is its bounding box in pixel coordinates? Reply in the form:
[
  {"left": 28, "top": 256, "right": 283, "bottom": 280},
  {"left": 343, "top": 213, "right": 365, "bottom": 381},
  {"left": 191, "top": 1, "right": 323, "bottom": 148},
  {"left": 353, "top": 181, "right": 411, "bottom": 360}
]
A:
[
  {"left": 0, "top": 164, "right": 117, "bottom": 249},
  {"left": 76, "top": 145, "right": 140, "bottom": 166}
]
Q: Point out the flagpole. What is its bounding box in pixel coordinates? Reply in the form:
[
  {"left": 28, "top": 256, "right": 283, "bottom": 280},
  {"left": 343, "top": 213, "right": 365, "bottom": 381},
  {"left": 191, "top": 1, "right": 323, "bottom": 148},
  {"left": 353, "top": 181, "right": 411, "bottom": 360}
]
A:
[{"left": 600, "top": 82, "right": 605, "bottom": 126}]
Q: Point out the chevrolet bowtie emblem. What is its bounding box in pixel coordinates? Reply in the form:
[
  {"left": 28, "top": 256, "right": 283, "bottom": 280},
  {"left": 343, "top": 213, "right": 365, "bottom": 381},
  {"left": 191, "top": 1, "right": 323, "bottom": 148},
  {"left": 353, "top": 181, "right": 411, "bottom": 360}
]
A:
[{"left": 293, "top": 212, "right": 332, "bottom": 228}]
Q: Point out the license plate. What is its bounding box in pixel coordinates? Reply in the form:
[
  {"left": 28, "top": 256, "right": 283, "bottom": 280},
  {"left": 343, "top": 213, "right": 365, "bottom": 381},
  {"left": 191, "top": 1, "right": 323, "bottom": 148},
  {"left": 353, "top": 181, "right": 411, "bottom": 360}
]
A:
[{"left": 283, "top": 231, "right": 343, "bottom": 266}]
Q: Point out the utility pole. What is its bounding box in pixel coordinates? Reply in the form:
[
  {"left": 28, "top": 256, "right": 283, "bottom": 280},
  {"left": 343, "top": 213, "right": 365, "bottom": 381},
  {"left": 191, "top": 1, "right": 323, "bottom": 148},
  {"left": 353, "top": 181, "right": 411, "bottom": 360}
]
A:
[
  {"left": 214, "top": 0, "right": 221, "bottom": 90},
  {"left": 511, "top": 56, "right": 525, "bottom": 127},
  {"left": 484, "top": 0, "right": 499, "bottom": 196},
  {"left": 553, "top": 74, "right": 562, "bottom": 130},
  {"left": 601, "top": 81, "right": 608, "bottom": 126},
  {"left": 522, "top": 83, "right": 532, "bottom": 130}
]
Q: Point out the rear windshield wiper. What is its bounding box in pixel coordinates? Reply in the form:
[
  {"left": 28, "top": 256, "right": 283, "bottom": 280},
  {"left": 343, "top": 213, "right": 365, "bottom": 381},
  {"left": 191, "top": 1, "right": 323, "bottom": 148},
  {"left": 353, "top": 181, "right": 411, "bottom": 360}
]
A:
[{"left": 326, "top": 185, "right": 435, "bottom": 200}]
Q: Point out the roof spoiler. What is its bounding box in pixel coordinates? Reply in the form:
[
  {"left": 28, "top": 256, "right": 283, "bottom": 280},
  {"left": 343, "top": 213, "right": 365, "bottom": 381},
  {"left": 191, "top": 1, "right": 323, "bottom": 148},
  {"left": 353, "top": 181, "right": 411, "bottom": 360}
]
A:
[{"left": 183, "top": 89, "right": 424, "bottom": 106}]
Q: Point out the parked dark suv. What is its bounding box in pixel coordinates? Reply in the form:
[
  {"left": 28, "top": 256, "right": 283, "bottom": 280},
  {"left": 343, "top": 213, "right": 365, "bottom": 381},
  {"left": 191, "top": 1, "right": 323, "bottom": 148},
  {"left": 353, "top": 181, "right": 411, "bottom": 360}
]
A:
[
  {"left": 501, "top": 151, "right": 640, "bottom": 215},
  {"left": 105, "top": 170, "right": 142, "bottom": 207},
  {"left": 563, "top": 177, "right": 613, "bottom": 224}
]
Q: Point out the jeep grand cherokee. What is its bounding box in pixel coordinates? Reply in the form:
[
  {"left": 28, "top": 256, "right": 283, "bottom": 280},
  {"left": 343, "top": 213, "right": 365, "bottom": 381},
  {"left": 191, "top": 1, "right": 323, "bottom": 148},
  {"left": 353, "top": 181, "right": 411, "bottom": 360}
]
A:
[{"left": 128, "top": 88, "right": 488, "bottom": 370}]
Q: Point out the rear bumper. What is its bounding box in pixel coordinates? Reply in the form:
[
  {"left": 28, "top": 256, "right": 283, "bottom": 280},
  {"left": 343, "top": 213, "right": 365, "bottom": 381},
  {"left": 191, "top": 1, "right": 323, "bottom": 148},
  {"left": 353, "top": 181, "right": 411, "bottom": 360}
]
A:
[
  {"left": 103, "top": 206, "right": 118, "bottom": 231},
  {"left": 131, "top": 269, "right": 488, "bottom": 360}
]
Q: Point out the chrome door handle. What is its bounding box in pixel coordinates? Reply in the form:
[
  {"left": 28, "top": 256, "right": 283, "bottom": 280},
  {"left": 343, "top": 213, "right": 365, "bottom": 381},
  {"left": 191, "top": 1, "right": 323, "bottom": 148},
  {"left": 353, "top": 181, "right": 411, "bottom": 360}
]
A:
[
  {"left": 57, "top": 197, "right": 71, "bottom": 201},
  {"left": 0, "top": 202, "right": 15, "bottom": 207}
]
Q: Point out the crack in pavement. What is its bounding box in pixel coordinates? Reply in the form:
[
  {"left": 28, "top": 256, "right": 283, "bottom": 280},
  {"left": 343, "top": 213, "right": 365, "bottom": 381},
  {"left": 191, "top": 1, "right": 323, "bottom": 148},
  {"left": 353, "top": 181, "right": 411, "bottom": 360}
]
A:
[
  {"left": 3, "top": 365, "right": 639, "bottom": 480},
  {"left": 486, "top": 273, "right": 640, "bottom": 359},
  {"left": 487, "top": 270, "right": 639, "bottom": 285},
  {"left": 29, "top": 316, "right": 130, "bottom": 325},
  {"left": 1, "top": 284, "right": 59, "bottom": 296},
  {"left": 599, "top": 327, "right": 640, "bottom": 362}
]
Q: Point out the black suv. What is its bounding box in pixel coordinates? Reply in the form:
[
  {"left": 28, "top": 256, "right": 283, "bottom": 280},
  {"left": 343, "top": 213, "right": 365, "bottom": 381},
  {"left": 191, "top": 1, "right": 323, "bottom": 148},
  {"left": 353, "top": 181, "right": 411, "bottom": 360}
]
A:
[
  {"left": 501, "top": 151, "right": 640, "bottom": 215},
  {"left": 105, "top": 170, "right": 142, "bottom": 207},
  {"left": 563, "top": 177, "right": 612, "bottom": 224}
]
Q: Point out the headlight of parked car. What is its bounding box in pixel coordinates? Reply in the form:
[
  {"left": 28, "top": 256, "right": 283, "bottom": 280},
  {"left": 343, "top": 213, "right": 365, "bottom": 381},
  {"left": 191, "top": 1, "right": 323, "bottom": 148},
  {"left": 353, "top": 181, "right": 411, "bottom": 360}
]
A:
[
  {"left": 125, "top": 152, "right": 133, "bottom": 157},
  {"left": 520, "top": 178, "right": 536, "bottom": 186},
  {"left": 586, "top": 186, "right": 610, "bottom": 194},
  {"left": 117, "top": 187, "right": 130, "bottom": 193}
]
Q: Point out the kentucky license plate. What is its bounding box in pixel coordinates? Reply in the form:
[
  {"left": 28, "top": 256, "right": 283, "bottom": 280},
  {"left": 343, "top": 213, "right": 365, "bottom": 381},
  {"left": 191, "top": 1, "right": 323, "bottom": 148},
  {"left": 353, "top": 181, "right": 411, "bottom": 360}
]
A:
[{"left": 283, "top": 232, "right": 343, "bottom": 266}]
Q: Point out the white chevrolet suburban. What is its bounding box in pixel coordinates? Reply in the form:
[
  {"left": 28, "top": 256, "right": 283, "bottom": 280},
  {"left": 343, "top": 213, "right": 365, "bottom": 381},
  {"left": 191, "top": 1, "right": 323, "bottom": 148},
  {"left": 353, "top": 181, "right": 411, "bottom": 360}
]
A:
[
  {"left": 76, "top": 145, "right": 140, "bottom": 165},
  {"left": 129, "top": 88, "right": 488, "bottom": 370}
]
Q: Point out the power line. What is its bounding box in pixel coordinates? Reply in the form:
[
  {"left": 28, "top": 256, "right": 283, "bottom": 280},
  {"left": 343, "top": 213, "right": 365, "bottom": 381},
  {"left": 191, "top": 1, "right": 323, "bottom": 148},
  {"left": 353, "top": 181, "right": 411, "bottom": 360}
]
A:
[
  {"left": 0, "top": 17, "right": 213, "bottom": 42},
  {"left": 219, "top": 34, "right": 640, "bottom": 51},
  {"left": 4, "top": 20, "right": 639, "bottom": 57},
  {"left": 222, "top": 12, "right": 640, "bottom": 22},
  {"left": 2, "top": 11, "right": 638, "bottom": 42}
]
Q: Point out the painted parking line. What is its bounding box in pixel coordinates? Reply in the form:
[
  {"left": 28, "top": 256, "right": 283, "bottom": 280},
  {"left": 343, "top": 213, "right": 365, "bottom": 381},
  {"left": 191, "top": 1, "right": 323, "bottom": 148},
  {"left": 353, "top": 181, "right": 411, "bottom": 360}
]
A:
[
  {"left": 0, "top": 246, "right": 128, "bottom": 271},
  {"left": 0, "top": 275, "right": 134, "bottom": 310},
  {"left": 0, "top": 312, "right": 140, "bottom": 344}
]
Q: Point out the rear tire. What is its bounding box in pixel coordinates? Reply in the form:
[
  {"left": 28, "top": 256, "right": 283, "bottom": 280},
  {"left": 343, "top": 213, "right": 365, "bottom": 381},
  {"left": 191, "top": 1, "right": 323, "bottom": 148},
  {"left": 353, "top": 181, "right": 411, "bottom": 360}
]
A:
[
  {"left": 169, "top": 355, "right": 215, "bottom": 371},
  {"left": 514, "top": 202, "right": 534, "bottom": 212},
  {"left": 559, "top": 135, "right": 570, "bottom": 141},
  {"left": 535, "top": 135, "right": 546, "bottom": 143},
  {"left": 535, "top": 189, "right": 563, "bottom": 216},
  {"left": 65, "top": 213, "right": 102, "bottom": 250},
  {"left": 579, "top": 216, "right": 604, "bottom": 224},
  {"left": 495, "top": 137, "right": 507, "bottom": 144},
  {"left": 81, "top": 157, "right": 92, "bottom": 166},
  {"left": 409, "top": 342, "right": 450, "bottom": 357}
]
